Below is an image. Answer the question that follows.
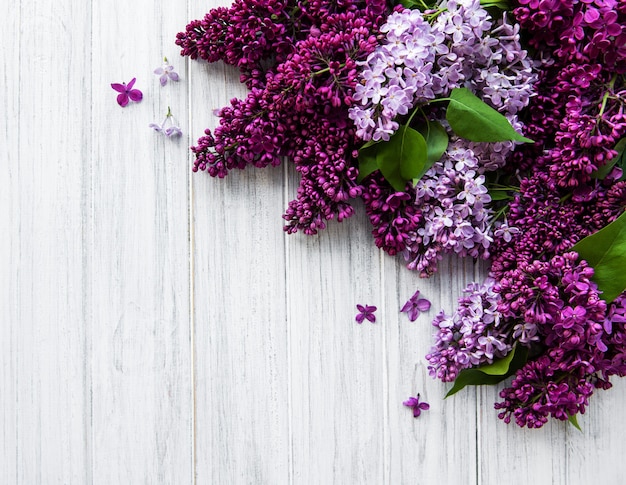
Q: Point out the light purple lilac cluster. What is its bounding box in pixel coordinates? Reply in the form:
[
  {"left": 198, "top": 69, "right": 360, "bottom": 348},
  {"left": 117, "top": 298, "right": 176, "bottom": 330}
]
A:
[
  {"left": 349, "top": 8, "right": 438, "bottom": 141},
  {"left": 426, "top": 278, "right": 510, "bottom": 382},
  {"left": 358, "top": 0, "right": 536, "bottom": 275},
  {"left": 403, "top": 140, "right": 494, "bottom": 275},
  {"left": 349, "top": 0, "right": 535, "bottom": 143}
]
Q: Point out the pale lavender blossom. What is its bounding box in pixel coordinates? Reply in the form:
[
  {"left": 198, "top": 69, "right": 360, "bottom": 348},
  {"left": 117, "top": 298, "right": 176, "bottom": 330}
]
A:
[
  {"left": 426, "top": 279, "right": 514, "bottom": 382},
  {"left": 154, "top": 57, "right": 180, "bottom": 86},
  {"left": 494, "top": 221, "right": 520, "bottom": 243},
  {"left": 150, "top": 106, "right": 183, "bottom": 137}
]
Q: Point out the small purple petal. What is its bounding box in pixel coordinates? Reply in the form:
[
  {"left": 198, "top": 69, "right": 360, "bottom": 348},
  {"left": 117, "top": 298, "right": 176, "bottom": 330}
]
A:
[
  {"left": 165, "top": 126, "right": 182, "bottom": 137},
  {"left": 404, "top": 394, "right": 429, "bottom": 418},
  {"left": 117, "top": 93, "right": 129, "bottom": 107},
  {"left": 356, "top": 303, "right": 377, "bottom": 324},
  {"left": 128, "top": 89, "right": 143, "bottom": 102},
  {"left": 160, "top": 74, "right": 168, "bottom": 86},
  {"left": 416, "top": 298, "right": 431, "bottom": 312},
  {"left": 126, "top": 77, "right": 137, "bottom": 90},
  {"left": 168, "top": 71, "right": 180, "bottom": 82},
  {"left": 154, "top": 67, "right": 164, "bottom": 75},
  {"left": 401, "top": 290, "right": 431, "bottom": 321},
  {"left": 111, "top": 82, "right": 126, "bottom": 93}
]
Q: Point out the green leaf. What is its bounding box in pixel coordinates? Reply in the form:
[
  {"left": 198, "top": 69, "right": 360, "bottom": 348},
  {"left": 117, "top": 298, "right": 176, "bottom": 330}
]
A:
[
  {"left": 478, "top": 348, "right": 518, "bottom": 375},
  {"left": 567, "top": 413, "right": 582, "bottom": 432},
  {"left": 571, "top": 210, "right": 626, "bottom": 304},
  {"left": 591, "top": 138, "right": 626, "bottom": 180},
  {"left": 445, "top": 345, "right": 528, "bottom": 398},
  {"left": 480, "top": 0, "right": 510, "bottom": 9},
  {"left": 357, "top": 143, "right": 381, "bottom": 183},
  {"left": 488, "top": 190, "right": 513, "bottom": 201},
  {"left": 414, "top": 120, "right": 449, "bottom": 181},
  {"left": 376, "top": 125, "right": 428, "bottom": 191},
  {"left": 446, "top": 88, "right": 534, "bottom": 143}
]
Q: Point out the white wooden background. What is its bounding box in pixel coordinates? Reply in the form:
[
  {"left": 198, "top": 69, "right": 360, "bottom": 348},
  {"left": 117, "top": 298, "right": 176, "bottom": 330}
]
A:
[{"left": 2, "top": 1, "right": 625, "bottom": 484}]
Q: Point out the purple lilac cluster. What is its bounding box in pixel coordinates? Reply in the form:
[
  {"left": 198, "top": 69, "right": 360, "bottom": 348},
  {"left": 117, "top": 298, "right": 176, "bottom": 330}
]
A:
[
  {"left": 427, "top": 0, "right": 626, "bottom": 427},
  {"left": 403, "top": 140, "right": 494, "bottom": 276},
  {"left": 426, "top": 278, "right": 510, "bottom": 382},
  {"left": 176, "top": 0, "right": 387, "bottom": 89},
  {"left": 511, "top": 0, "right": 626, "bottom": 187},
  {"left": 494, "top": 254, "right": 626, "bottom": 428},
  {"left": 348, "top": 8, "right": 438, "bottom": 142},
  {"left": 355, "top": 0, "right": 536, "bottom": 275},
  {"left": 178, "top": 1, "right": 389, "bottom": 235},
  {"left": 349, "top": 1, "right": 535, "bottom": 142}
]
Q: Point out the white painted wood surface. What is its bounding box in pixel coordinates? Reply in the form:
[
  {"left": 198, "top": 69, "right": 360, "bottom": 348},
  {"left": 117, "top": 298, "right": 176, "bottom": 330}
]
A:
[{"left": 2, "top": 1, "right": 625, "bottom": 483}]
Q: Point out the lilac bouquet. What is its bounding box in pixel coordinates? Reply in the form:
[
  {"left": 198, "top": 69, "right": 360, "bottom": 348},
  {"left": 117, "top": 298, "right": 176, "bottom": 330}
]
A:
[{"left": 177, "top": 0, "right": 626, "bottom": 429}]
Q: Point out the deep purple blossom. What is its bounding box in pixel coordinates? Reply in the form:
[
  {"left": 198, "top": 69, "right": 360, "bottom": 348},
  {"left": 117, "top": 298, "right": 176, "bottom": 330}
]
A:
[
  {"left": 181, "top": 3, "right": 386, "bottom": 235},
  {"left": 111, "top": 78, "right": 143, "bottom": 107},
  {"left": 403, "top": 394, "right": 430, "bottom": 418},
  {"left": 401, "top": 290, "right": 431, "bottom": 321},
  {"left": 356, "top": 304, "right": 377, "bottom": 324}
]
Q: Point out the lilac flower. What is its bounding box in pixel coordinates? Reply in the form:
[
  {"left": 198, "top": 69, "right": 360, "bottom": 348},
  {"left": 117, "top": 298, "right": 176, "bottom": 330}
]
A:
[
  {"left": 403, "top": 394, "right": 430, "bottom": 418},
  {"left": 494, "top": 221, "right": 520, "bottom": 243},
  {"left": 426, "top": 279, "right": 512, "bottom": 381},
  {"left": 356, "top": 304, "right": 377, "bottom": 324},
  {"left": 154, "top": 57, "right": 180, "bottom": 86},
  {"left": 150, "top": 106, "right": 182, "bottom": 137},
  {"left": 111, "top": 78, "right": 143, "bottom": 107},
  {"left": 401, "top": 290, "right": 431, "bottom": 321}
]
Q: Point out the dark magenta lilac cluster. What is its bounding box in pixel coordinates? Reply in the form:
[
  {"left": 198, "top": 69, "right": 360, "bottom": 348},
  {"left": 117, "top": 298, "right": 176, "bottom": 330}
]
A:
[
  {"left": 177, "top": 0, "right": 389, "bottom": 234},
  {"left": 177, "top": 0, "right": 626, "bottom": 428}
]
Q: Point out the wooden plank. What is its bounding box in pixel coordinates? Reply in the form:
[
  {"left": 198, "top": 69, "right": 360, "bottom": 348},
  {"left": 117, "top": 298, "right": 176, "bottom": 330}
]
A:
[
  {"left": 89, "top": 1, "right": 192, "bottom": 483},
  {"left": 286, "top": 200, "right": 385, "bottom": 484},
  {"left": 0, "top": 3, "right": 21, "bottom": 484},
  {"left": 564, "top": 378, "right": 626, "bottom": 483},
  {"left": 192, "top": 166, "right": 291, "bottom": 483},
  {"left": 4, "top": 1, "right": 92, "bottom": 483},
  {"left": 383, "top": 255, "right": 479, "bottom": 484},
  {"left": 188, "top": 1, "right": 291, "bottom": 479},
  {"left": 477, "top": 386, "right": 567, "bottom": 484}
]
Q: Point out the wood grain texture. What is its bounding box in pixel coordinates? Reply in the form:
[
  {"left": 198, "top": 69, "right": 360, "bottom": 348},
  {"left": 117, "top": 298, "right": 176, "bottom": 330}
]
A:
[
  {"left": 383, "top": 256, "right": 480, "bottom": 484},
  {"left": 286, "top": 201, "right": 385, "bottom": 484},
  {"left": 89, "top": 1, "right": 192, "bottom": 483},
  {"left": 4, "top": 1, "right": 92, "bottom": 483},
  {"left": 188, "top": 2, "right": 291, "bottom": 476},
  {"left": 2, "top": 0, "right": 626, "bottom": 484},
  {"left": 1, "top": 3, "right": 20, "bottom": 484}
]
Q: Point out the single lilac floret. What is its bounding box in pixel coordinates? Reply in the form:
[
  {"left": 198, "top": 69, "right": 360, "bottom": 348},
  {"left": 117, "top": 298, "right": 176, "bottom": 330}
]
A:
[
  {"left": 111, "top": 78, "right": 143, "bottom": 107},
  {"left": 356, "top": 304, "right": 377, "bottom": 324},
  {"left": 154, "top": 57, "right": 180, "bottom": 86},
  {"left": 403, "top": 394, "right": 430, "bottom": 418},
  {"left": 401, "top": 290, "right": 431, "bottom": 321},
  {"left": 150, "top": 106, "right": 182, "bottom": 137}
]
